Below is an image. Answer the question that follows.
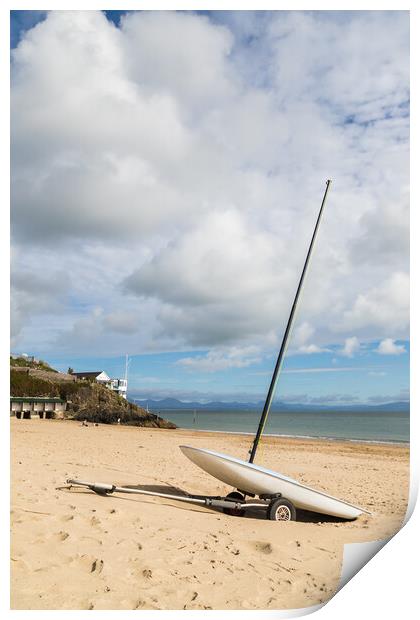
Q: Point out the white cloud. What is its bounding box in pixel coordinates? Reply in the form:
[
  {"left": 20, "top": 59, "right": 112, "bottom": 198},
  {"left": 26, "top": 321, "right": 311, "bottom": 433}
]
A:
[
  {"left": 102, "top": 311, "right": 140, "bottom": 334},
  {"left": 291, "top": 322, "right": 331, "bottom": 354},
  {"left": 123, "top": 208, "right": 300, "bottom": 346},
  {"left": 10, "top": 11, "right": 409, "bottom": 356},
  {"left": 120, "top": 12, "right": 235, "bottom": 108},
  {"left": 268, "top": 11, "right": 409, "bottom": 122},
  {"left": 376, "top": 338, "right": 406, "bottom": 356},
  {"left": 176, "top": 345, "right": 262, "bottom": 373},
  {"left": 340, "top": 272, "right": 409, "bottom": 334},
  {"left": 341, "top": 336, "right": 360, "bottom": 358},
  {"left": 297, "top": 344, "right": 331, "bottom": 354},
  {"left": 293, "top": 322, "right": 314, "bottom": 347},
  {"left": 10, "top": 264, "right": 70, "bottom": 347},
  {"left": 283, "top": 366, "right": 366, "bottom": 374},
  {"left": 350, "top": 197, "right": 409, "bottom": 268}
]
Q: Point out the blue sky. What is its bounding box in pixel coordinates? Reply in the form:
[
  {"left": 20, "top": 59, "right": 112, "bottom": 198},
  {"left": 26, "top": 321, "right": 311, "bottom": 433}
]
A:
[
  {"left": 10, "top": 10, "right": 409, "bottom": 404},
  {"left": 46, "top": 338, "right": 409, "bottom": 405}
]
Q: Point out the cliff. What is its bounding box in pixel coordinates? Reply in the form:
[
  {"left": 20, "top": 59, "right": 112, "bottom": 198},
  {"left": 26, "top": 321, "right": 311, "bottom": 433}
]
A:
[{"left": 10, "top": 365, "right": 176, "bottom": 429}]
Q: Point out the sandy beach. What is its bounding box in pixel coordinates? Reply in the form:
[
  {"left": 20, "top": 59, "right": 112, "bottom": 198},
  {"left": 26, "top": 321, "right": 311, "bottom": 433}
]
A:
[{"left": 11, "top": 418, "right": 409, "bottom": 610}]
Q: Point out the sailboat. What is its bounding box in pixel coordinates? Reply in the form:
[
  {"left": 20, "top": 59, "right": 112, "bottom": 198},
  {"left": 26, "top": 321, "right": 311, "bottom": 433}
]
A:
[
  {"left": 180, "top": 181, "right": 370, "bottom": 520},
  {"left": 67, "top": 181, "right": 370, "bottom": 521}
]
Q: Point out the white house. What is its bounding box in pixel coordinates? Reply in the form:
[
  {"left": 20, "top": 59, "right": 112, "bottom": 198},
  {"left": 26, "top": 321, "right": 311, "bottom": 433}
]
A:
[
  {"left": 71, "top": 371, "right": 127, "bottom": 399},
  {"left": 71, "top": 370, "right": 111, "bottom": 383},
  {"left": 108, "top": 379, "right": 128, "bottom": 399}
]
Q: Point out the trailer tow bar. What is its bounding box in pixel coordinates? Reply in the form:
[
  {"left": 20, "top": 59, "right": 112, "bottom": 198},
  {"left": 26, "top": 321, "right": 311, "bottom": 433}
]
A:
[{"left": 65, "top": 478, "right": 296, "bottom": 520}]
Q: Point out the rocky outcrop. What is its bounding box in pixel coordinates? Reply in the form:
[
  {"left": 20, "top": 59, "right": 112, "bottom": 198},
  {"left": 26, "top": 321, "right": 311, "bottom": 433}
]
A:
[
  {"left": 10, "top": 367, "right": 176, "bottom": 429},
  {"left": 67, "top": 382, "right": 176, "bottom": 428}
]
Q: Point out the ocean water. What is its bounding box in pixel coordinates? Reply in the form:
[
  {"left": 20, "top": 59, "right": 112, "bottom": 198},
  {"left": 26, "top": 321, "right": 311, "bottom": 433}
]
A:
[{"left": 157, "top": 408, "right": 409, "bottom": 444}]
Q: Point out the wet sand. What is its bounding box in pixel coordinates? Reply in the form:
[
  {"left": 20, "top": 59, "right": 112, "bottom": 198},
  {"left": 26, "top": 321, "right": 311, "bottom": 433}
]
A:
[{"left": 10, "top": 418, "right": 409, "bottom": 610}]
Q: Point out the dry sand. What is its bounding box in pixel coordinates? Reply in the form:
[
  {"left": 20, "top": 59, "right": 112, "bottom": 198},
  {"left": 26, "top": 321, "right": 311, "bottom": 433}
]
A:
[{"left": 11, "top": 418, "right": 409, "bottom": 610}]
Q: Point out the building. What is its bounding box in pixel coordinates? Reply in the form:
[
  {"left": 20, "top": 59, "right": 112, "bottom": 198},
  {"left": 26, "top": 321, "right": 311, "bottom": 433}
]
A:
[
  {"left": 71, "top": 371, "right": 127, "bottom": 399},
  {"left": 71, "top": 370, "right": 111, "bottom": 383},
  {"left": 10, "top": 397, "right": 66, "bottom": 419},
  {"left": 108, "top": 378, "right": 128, "bottom": 399}
]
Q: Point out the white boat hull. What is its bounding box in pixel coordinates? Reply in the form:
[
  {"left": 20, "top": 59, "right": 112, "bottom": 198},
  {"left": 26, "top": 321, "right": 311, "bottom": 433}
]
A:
[{"left": 180, "top": 445, "right": 369, "bottom": 520}]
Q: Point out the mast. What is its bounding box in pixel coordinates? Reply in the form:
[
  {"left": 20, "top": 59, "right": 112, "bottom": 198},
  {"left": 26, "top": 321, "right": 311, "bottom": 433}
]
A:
[
  {"left": 124, "top": 354, "right": 130, "bottom": 383},
  {"left": 248, "top": 180, "right": 332, "bottom": 464}
]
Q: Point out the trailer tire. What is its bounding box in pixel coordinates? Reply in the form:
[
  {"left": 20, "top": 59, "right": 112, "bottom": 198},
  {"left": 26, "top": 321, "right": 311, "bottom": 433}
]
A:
[
  {"left": 268, "top": 498, "right": 296, "bottom": 521},
  {"left": 223, "top": 491, "right": 245, "bottom": 517}
]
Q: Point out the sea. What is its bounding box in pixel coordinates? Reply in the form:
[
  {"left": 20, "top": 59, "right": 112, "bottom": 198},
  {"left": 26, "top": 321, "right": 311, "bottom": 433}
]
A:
[{"left": 156, "top": 408, "right": 409, "bottom": 444}]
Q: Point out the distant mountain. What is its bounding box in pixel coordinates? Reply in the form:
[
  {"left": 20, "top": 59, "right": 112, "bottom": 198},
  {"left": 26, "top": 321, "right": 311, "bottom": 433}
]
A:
[
  {"left": 132, "top": 397, "right": 258, "bottom": 410},
  {"left": 363, "top": 401, "right": 410, "bottom": 412},
  {"left": 130, "top": 397, "right": 410, "bottom": 413}
]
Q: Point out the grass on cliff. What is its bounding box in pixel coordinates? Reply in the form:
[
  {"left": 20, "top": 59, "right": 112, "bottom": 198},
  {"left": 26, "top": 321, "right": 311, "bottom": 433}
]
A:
[
  {"left": 10, "top": 356, "right": 58, "bottom": 372},
  {"left": 10, "top": 370, "right": 87, "bottom": 399},
  {"left": 11, "top": 370, "right": 60, "bottom": 397}
]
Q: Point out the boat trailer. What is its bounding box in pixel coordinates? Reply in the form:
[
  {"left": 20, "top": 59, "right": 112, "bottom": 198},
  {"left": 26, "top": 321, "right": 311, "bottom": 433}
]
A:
[{"left": 66, "top": 478, "right": 297, "bottom": 521}]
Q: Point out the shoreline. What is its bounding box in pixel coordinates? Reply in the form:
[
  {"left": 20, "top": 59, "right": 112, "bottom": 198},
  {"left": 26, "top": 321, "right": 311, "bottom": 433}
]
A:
[
  {"left": 13, "top": 415, "right": 409, "bottom": 446},
  {"left": 59, "top": 418, "right": 410, "bottom": 447},
  {"left": 169, "top": 425, "right": 409, "bottom": 447}
]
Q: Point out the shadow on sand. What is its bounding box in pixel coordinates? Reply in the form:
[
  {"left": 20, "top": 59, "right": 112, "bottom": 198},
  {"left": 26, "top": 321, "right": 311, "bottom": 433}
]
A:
[{"left": 63, "top": 481, "right": 347, "bottom": 523}]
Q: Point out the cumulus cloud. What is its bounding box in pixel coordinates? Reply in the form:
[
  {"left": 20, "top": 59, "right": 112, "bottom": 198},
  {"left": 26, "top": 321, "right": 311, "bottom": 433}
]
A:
[
  {"left": 10, "top": 10, "right": 409, "bottom": 357},
  {"left": 296, "top": 344, "right": 327, "bottom": 354},
  {"left": 341, "top": 336, "right": 360, "bottom": 358},
  {"left": 102, "top": 311, "right": 140, "bottom": 334},
  {"left": 176, "top": 345, "right": 262, "bottom": 372},
  {"left": 340, "top": 272, "right": 409, "bottom": 333},
  {"left": 376, "top": 338, "right": 406, "bottom": 355},
  {"left": 11, "top": 264, "right": 70, "bottom": 346},
  {"left": 293, "top": 322, "right": 315, "bottom": 346},
  {"left": 122, "top": 208, "right": 301, "bottom": 346},
  {"left": 290, "top": 321, "right": 331, "bottom": 354},
  {"left": 124, "top": 209, "right": 281, "bottom": 306},
  {"left": 52, "top": 303, "right": 161, "bottom": 357},
  {"left": 350, "top": 198, "right": 409, "bottom": 268},
  {"left": 120, "top": 11, "right": 235, "bottom": 108}
]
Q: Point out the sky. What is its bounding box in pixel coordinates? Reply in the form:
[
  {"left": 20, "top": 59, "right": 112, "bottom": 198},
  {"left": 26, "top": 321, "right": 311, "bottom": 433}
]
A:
[{"left": 10, "top": 10, "right": 409, "bottom": 404}]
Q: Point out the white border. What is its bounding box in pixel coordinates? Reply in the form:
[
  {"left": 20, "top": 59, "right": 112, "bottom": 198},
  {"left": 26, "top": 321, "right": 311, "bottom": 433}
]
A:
[{"left": 3, "top": 2, "right": 417, "bottom": 619}]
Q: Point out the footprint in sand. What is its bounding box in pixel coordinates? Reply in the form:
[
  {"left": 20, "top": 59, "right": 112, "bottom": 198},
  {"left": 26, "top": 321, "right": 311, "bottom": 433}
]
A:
[
  {"left": 81, "top": 536, "right": 103, "bottom": 547},
  {"left": 69, "top": 554, "right": 104, "bottom": 574},
  {"left": 61, "top": 514, "right": 74, "bottom": 522},
  {"left": 134, "top": 598, "right": 159, "bottom": 610},
  {"left": 53, "top": 531, "right": 69, "bottom": 542},
  {"left": 255, "top": 541, "right": 273, "bottom": 554},
  {"left": 11, "top": 557, "right": 29, "bottom": 571},
  {"left": 128, "top": 558, "right": 153, "bottom": 580},
  {"left": 91, "top": 559, "right": 104, "bottom": 574}
]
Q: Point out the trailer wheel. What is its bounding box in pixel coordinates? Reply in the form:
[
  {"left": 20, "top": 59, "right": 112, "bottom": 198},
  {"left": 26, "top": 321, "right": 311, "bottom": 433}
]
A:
[
  {"left": 268, "top": 498, "right": 296, "bottom": 521},
  {"left": 223, "top": 491, "right": 245, "bottom": 517}
]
